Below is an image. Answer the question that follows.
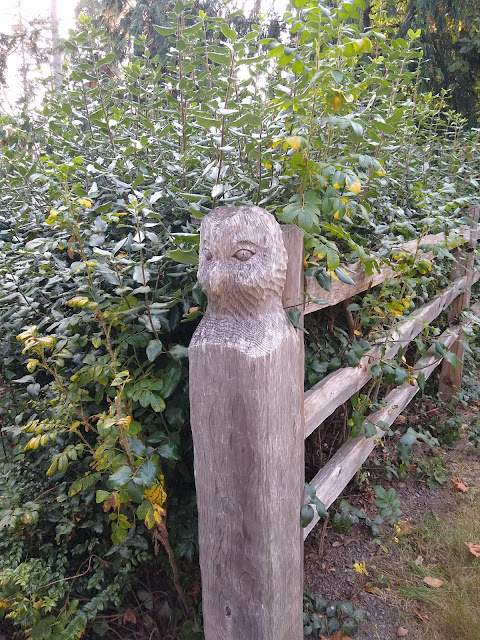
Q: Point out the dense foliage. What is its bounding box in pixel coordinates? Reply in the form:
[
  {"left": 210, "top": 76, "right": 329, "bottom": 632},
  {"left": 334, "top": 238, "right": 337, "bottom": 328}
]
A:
[{"left": 0, "top": 0, "right": 479, "bottom": 637}]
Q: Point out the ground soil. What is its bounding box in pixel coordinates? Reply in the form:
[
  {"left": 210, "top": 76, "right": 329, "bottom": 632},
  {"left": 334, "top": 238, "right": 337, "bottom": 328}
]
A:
[{"left": 303, "top": 406, "right": 480, "bottom": 640}]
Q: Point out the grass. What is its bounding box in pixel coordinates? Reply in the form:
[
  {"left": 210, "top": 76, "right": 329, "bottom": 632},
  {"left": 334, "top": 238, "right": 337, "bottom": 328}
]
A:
[{"left": 375, "top": 430, "right": 480, "bottom": 640}]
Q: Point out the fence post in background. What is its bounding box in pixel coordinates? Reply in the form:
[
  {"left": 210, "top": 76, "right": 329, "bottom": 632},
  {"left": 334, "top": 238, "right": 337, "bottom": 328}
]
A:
[
  {"left": 189, "top": 206, "right": 305, "bottom": 640},
  {"left": 439, "top": 204, "right": 480, "bottom": 401}
]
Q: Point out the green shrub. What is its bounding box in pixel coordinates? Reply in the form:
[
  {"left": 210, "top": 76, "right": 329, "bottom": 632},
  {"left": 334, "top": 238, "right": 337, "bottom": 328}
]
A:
[{"left": 1, "top": 0, "right": 479, "bottom": 636}]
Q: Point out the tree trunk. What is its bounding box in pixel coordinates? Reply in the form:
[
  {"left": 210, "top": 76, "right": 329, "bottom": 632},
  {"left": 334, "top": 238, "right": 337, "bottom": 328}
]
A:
[{"left": 50, "top": 0, "right": 62, "bottom": 87}]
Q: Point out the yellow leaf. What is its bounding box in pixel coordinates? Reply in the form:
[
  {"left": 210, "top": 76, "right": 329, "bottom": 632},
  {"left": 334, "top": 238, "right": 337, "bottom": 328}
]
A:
[
  {"left": 16, "top": 326, "right": 37, "bottom": 342},
  {"left": 284, "top": 136, "right": 301, "bottom": 150},
  {"left": 347, "top": 179, "right": 361, "bottom": 195},
  {"left": 79, "top": 198, "right": 92, "bottom": 209},
  {"left": 67, "top": 296, "right": 90, "bottom": 307}
]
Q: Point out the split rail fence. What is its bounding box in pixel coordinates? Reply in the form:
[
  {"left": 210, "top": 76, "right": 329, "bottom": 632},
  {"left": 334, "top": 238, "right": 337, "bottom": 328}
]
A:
[{"left": 188, "top": 204, "right": 480, "bottom": 640}]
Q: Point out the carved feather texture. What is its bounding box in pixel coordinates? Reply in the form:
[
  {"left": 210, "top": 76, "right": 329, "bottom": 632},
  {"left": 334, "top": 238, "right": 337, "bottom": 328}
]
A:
[{"left": 191, "top": 206, "right": 293, "bottom": 356}]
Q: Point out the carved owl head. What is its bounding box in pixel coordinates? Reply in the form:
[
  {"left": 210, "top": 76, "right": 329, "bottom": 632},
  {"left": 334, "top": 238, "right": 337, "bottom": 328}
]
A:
[{"left": 198, "top": 206, "right": 288, "bottom": 317}]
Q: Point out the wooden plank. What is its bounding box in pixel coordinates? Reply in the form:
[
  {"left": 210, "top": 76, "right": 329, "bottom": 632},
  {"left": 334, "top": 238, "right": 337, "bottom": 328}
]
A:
[
  {"left": 439, "top": 206, "right": 480, "bottom": 401},
  {"left": 305, "top": 227, "right": 473, "bottom": 313},
  {"left": 304, "top": 269, "right": 480, "bottom": 438},
  {"left": 303, "top": 324, "right": 462, "bottom": 538},
  {"left": 189, "top": 206, "right": 304, "bottom": 640},
  {"left": 304, "top": 300, "right": 480, "bottom": 538},
  {"left": 282, "top": 225, "right": 305, "bottom": 313}
]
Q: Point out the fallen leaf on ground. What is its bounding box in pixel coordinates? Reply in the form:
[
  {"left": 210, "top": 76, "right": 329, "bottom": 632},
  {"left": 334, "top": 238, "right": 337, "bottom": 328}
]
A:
[
  {"left": 451, "top": 475, "right": 468, "bottom": 493},
  {"left": 123, "top": 610, "right": 137, "bottom": 624},
  {"left": 413, "top": 537, "right": 426, "bottom": 554},
  {"left": 397, "top": 627, "right": 409, "bottom": 637},
  {"left": 332, "top": 540, "right": 343, "bottom": 548},
  {"left": 423, "top": 576, "right": 444, "bottom": 588},
  {"left": 322, "top": 633, "right": 352, "bottom": 640},
  {"left": 413, "top": 606, "right": 429, "bottom": 622},
  {"left": 466, "top": 542, "right": 480, "bottom": 557},
  {"left": 364, "top": 584, "right": 382, "bottom": 595},
  {"left": 414, "top": 555, "right": 424, "bottom": 566},
  {"left": 397, "top": 520, "right": 410, "bottom": 535}
]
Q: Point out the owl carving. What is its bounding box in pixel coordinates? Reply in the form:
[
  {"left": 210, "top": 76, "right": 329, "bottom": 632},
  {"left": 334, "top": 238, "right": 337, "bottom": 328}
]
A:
[{"left": 190, "top": 206, "right": 294, "bottom": 357}]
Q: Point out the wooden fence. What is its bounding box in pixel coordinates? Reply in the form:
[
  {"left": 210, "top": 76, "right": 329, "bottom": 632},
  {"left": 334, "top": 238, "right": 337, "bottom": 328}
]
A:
[{"left": 188, "top": 204, "right": 479, "bottom": 640}]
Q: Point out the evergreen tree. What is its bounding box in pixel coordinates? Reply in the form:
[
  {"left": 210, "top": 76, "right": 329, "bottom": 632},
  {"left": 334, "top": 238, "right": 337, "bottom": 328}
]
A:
[{"left": 366, "top": 0, "right": 480, "bottom": 126}]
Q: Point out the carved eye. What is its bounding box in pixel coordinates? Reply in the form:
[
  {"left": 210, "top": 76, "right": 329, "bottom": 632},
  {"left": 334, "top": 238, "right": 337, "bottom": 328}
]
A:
[
  {"left": 234, "top": 249, "right": 254, "bottom": 262},
  {"left": 204, "top": 250, "right": 213, "bottom": 261}
]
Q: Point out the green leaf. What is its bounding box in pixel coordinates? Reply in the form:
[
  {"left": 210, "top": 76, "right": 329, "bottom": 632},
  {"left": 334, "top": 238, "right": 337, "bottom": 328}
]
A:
[
  {"left": 231, "top": 113, "right": 262, "bottom": 128},
  {"left": 146, "top": 339, "right": 163, "bottom": 362},
  {"left": 417, "top": 371, "right": 425, "bottom": 392},
  {"left": 297, "top": 205, "right": 319, "bottom": 231},
  {"left": 166, "top": 248, "right": 199, "bottom": 265},
  {"left": 98, "top": 53, "right": 115, "bottom": 67},
  {"left": 220, "top": 24, "right": 237, "bottom": 41},
  {"left": 208, "top": 51, "right": 231, "bottom": 66},
  {"left": 326, "top": 249, "right": 340, "bottom": 271},
  {"left": 150, "top": 394, "right": 166, "bottom": 412},
  {"left": 373, "top": 485, "right": 387, "bottom": 499},
  {"left": 196, "top": 115, "right": 220, "bottom": 129},
  {"left": 287, "top": 307, "right": 306, "bottom": 333},
  {"left": 334, "top": 267, "right": 355, "bottom": 285},
  {"left": 314, "top": 269, "right": 332, "bottom": 291},
  {"left": 135, "top": 460, "right": 157, "bottom": 486},
  {"left": 108, "top": 465, "right": 133, "bottom": 488},
  {"left": 158, "top": 443, "right": 180, "bottom": 461},
  {"left": 314, "top": 498, "right": 329, "bottom": 519},
  {"left": 95, "top": 490, "right": 110, "bottom": 503},
  {"left": 169, "top": 344, "right": 188, "bottom": 361},
  {"left": 301, "top": 504, "right": 314, "bottom": 527},
  {"left": 162, "top": 366, "right": 182, "bottom": 398},
  {"left": 371, "top": 364, "right": 382, "bottom": 378},
  {"left": 394, "top": 368, "right": 408, "bottom": 385},
  {"left": 364, "top": 422, "right": 377, "bottom": 438},
  {"left": 153, "top": 24, "right": 176, "bottom": 36}
]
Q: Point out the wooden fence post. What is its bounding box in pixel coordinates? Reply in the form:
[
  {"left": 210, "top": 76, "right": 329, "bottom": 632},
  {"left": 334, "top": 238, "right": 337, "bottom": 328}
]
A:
[
  {"left": 189, "top": 206, "right": 304, "bottom": 640},
  {"left": 439, "top": 205, "right": 480, "bottom": 401}
]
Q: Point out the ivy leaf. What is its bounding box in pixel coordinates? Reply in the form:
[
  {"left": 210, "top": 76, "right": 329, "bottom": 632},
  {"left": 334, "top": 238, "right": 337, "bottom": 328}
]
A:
[{"left": 364, "top": 422, "right": 377, "bottom": 438}]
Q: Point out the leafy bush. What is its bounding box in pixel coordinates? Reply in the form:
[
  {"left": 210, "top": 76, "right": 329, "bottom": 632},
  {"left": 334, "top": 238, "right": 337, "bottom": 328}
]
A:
[{"left": 1, "top": 0, "right": 479, "bottom": 636}]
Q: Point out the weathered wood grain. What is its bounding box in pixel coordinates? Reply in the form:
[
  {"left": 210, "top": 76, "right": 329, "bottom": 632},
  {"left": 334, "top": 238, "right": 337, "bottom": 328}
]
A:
[
  {"left": 304, "top": 268, "right": 480, "bottom": 438},
  {"left": 282, "top": 225, "right": 305, "bottom": 314},
  {"left": 305, "top": 227, "right": 474, "bottom": 313},
  {"left": 189, "top": 206, "right": 304, "bottom": 640},
  {"left": 439, "top": 206, "right": 480, "bottom": 401}
]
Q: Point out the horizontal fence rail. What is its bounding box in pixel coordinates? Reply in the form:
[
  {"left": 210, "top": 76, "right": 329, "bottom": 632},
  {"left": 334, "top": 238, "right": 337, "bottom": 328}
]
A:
[
  {"left": 303, "top": 301, "right": 480, "bottom": 538},
  {"left": 304, "top": 268, "right": 480, "bottom": 438},
  {"left": 305, "top": 226, "right": 478, "bottom": 313}
]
